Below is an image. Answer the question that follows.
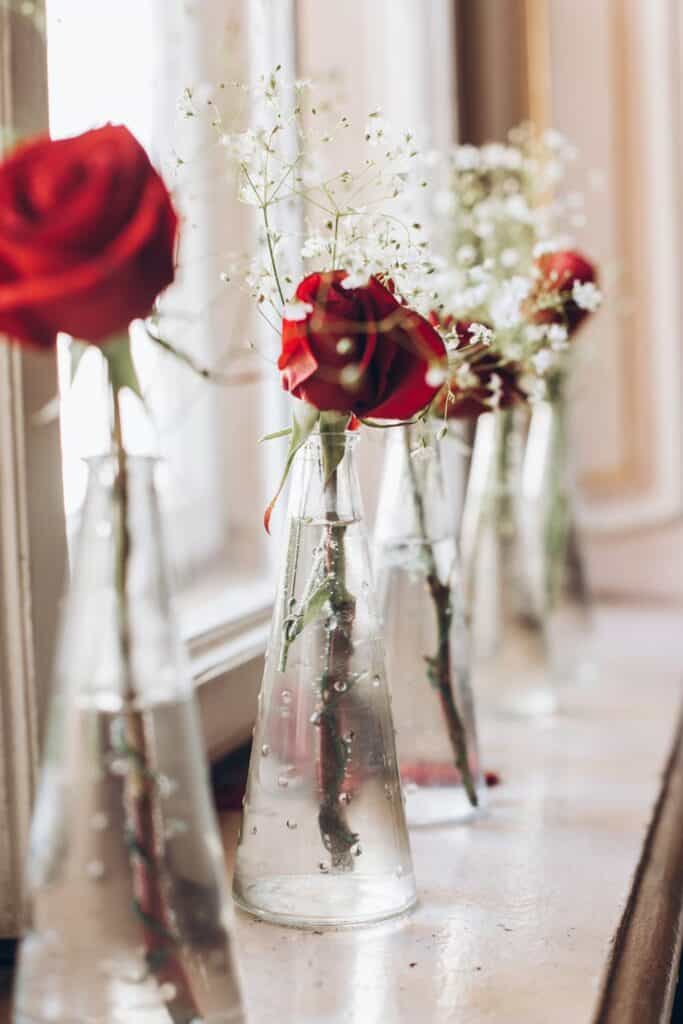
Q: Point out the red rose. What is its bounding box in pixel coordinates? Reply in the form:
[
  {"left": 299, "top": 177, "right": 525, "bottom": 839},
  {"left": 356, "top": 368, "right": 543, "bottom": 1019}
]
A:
[
  {"left": 432, "top": 319, "right": 523, "bottom": 420},
  {"left": 532, "top": 250, "right": 597, "bottom": 334},
  {"left": 0, "top": 124, "right": 177, "bottom": 349},
  {"left": 279, "top": 271, "right": 446, "bottom": 419}
]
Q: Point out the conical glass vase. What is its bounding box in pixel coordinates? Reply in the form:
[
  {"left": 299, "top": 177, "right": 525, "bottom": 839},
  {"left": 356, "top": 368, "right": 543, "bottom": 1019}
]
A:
[
  {"left": 374, "top": 423, "right": 484, "bottom": 827},
  {"left": 524, "top": 385, "right": 596, "bottom": 687},
  {"left": 232, "top": 430, "right": 416, "bottom": 928},
  {"left": 13, "top": 457, "right": 245, "bottom": 1024},
  {"left": 461, "top": 409, "right": 556, "bottom": 717}
]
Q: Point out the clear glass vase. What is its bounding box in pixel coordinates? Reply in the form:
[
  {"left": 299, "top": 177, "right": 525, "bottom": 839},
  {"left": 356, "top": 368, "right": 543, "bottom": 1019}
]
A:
[
  {"left": 374, "top": 423, "right": 484, "bottom": 827},
  {"left": 524, "top": 385, "right": 596, "bottom": 686},
  {"left": 461, "top": 409, "right": 556, "bottom": 717},
  {"left": 13, "top": 457, "right": 245, "bottom": 1024},
  {"left": 232, "top": 430, "right": 416, "bottom": 928}
]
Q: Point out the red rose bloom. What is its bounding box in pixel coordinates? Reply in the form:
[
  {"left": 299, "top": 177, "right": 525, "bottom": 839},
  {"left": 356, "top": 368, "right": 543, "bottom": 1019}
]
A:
[
  {"left": 279, "top": 271, "right": 446, "bottom": 419},
  {"left": 0, "top": 124, "right": 177, "bottom": 348},
  {"left": 431, "top": 318, "right": 523, "bottom": 420},
  {"left": 532, "top": 250, "right": 597, "bottom": 334}
]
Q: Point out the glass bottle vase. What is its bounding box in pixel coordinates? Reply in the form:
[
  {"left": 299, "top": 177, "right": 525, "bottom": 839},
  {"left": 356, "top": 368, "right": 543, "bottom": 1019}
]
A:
[
  {"left": 232, "top": 430, "right": 416, "bottom": 928},
  {"left": 461, "top": 408, "right": 556, "bottom": 717},
  {"left": 524, "top": 385, "right": 596, "bottom": 686},
  {"left": 13, "top": 457, "right": 245, "bottom": 1024},
  {"left": 374, "top": 423, "right": 484, "bottom": 826}
]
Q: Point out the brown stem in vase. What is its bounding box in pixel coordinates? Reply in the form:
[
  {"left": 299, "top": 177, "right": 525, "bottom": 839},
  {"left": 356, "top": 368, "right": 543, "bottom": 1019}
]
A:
[
  {"left": 403, "top": 428, "right": 478, "bottom": 807},
  {"left": 317, "top": 428, "right": 359, "bottom": 870},
  {"left": 112, "top": 394, "right": 200, "bottom": 1024}
]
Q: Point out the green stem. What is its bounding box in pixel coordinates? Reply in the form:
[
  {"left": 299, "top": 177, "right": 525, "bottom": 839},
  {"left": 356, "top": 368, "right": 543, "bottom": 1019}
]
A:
[
  {"left": 402, "top": 428, "right": 478, "bottom": 807},
  {"left": 112, "top": 394, "right": 200, "bottom": 1024}
]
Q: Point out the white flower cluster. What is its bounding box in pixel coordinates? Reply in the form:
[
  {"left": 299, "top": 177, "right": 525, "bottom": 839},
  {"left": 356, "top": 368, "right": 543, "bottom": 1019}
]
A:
[
  {"left": 424, "top": 123, "right": 603, "bottom": 402},
  {"left": 185, "top": 67, "right": 440, "bottom": 328}
]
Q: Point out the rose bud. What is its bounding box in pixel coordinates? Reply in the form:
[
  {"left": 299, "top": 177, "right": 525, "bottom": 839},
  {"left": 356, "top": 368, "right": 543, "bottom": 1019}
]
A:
[
  {"left": 0, "top": 124, "right": 177, "bottom": 348},
  {"left": 531, "top": 250, "right": 597, "bottom": 334},
  {"left": 279, "top": 271, "right": 447, "bottom": 419},
  {"left": 432, "top": 319, "right": 523, "bottom": 420}
]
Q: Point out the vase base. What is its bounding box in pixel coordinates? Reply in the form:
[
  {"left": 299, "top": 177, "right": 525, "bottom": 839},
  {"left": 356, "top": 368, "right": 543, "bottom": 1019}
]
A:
[{"left": 233, "top": 872, "right": 417, "bottom": 929}]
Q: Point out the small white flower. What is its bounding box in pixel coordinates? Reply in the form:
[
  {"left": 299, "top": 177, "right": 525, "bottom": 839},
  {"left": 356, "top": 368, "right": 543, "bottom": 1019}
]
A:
[
  {"left": 284, "top": 300, "right": 313, "bottom": 322},
  {"left": 572, "top": 280, "right": 602, "bottom": 312},
  {"left": 220, "top": 130, "right": 257, "bottom": 162},
  {"left": 501, "top": 248, "right": 519, "bottom": 269},
  {"left": 456, "top": 244, "right": 476, "bottom": 266},
  {"left": 455, "top": 363, "right": 478, "bottom": 390},
  {"left": 468, "top": 323, "right": 493, "bottom": 346},
  {"left": 533, "top": 236, "right": 575, "bottom": 258},
  {"left": 452, "top": 144, "right": 480, "bottom": 171},
  {"left": 532, "top": 349, "right": 556, "bottom": 374},
  {"left": 547, "top": 323, "right": 569, "bottom": 349},
  {"left": 301, "top": 235, "right": 328, "bottom": 260},
  {"left": 341, "top": 270, "right": 371, "bottom": 290}
]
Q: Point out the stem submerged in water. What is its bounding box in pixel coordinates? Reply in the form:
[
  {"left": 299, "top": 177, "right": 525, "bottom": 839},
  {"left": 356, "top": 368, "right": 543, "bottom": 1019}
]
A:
[
  {"left": 317, "top": 427, "right": 359, "bottom": 870},
  {"left": 112, "top": 395, "right": 200, "bottom": 1024},
  {"left": 403, "top": 428, "right": 478, "bottom": 807}
]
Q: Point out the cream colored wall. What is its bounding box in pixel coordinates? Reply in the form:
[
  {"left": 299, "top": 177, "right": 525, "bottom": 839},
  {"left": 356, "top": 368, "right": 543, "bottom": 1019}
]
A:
[{"left": 545, "top": 0, "right": 683, "bottom": 600}]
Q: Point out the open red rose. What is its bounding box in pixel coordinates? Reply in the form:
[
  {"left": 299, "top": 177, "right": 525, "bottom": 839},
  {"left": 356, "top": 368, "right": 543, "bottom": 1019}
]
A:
[
  {"left": 531, "top": 250, "right": 597, "bottom": 334},
  {"left": 279, "top": 271, "right": 446, "bottom": 419},
  {"left": 0, "top": 124, "right": 177, "bottom": 348},
  {"left": 431, "top": 318, "right": 523, "bottom": 420}
]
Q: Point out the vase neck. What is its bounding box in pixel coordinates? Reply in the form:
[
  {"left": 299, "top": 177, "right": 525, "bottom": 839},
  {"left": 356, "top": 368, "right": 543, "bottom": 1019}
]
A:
[
  {"left": 288, "top": 431, "right": 363, "bottom": 525},
  {"left": 374, "top": 423, "right": 452, "bottom": 546},
  {"left": 56, "top": 455, "right": 190, "bottom": 708}
]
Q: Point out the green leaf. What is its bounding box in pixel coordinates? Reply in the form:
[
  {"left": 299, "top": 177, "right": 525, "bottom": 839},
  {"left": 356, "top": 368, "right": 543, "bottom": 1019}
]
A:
[
  {"left": 319, "top": 411, "right": 350, "bottom": 487},
  {"left": 264, "top": 401, "right": 319, "bottom": 533},
  {"left": 260, "top": 426, "right": 292, "bottom": 443},
  {"left": 101, "top": 334, "right": 143, "bottom": 400}
]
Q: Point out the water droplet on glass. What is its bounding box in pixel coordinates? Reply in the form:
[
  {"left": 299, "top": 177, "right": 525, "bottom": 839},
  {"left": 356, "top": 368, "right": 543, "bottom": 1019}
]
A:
[
  {"left": 309, "top": 710, "right": 322, "bottom": 726},
  {"left": 384, "top": 784, "right": 394, "bottom": 801},
  {"left": 333, "top": 680, "right": 347, "bottom": 693},
  {"left": 338, "top": 791, "right": 351, "bottom": 805},
  {"left": 318, "top": 861, "right": 329, "bottom": 873},
  {"left": 277, "top": 774, "right": 289, "bottom": 789},
  {"left": 160, "top": 982, "right": 177, "bottom": 1002},
  {"left": 86, "top": 860, "right": 105, "bottom": 881},
  {"left": 90, "top": 811, "right": 108, "bottom": 831},
  {"left": 250, "top": 826, "right": 258, "bottom": 835},
  {"left": 286, "top": 819, "right": 297, "bottom": 830},
  {"left": 354, "top": 844, "right": 362, "bottom": 857},
  {"left": 372, "top": 675, "right": 381, "bottom": 688},
  {"left": 261, "top": 743, "right": 270, "bottom": 757},
  {"left": 281, "top": 689, "right": 292, "bottom": 705}
]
